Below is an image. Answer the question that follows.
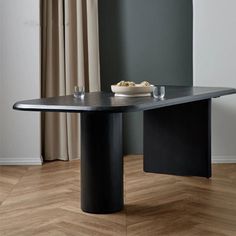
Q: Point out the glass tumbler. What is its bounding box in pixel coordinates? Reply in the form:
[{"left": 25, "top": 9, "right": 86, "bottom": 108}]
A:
[
  {"left": 153, "top": 86, "right": 165, "bottom": 99},
  {"left": 74, "top": 86, "right": 85, "bottom": 99}
]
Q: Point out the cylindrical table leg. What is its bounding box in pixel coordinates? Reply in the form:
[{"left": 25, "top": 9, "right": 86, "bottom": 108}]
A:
[{"left": 80, "top": 112, "right": 123, "bottom": 214}]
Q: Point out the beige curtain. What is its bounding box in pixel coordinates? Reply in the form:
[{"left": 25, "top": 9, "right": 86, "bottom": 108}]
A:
[{"left": 41, "top": 0, "right": 100, "bottom": 161}]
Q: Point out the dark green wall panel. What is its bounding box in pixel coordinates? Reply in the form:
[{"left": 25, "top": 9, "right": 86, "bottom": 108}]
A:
[{"left": 98, "top": 0, "right": 193, "bottom": 154}]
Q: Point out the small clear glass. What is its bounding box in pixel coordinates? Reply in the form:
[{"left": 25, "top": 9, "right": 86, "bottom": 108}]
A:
[
  {"left": 153, "top": 85, "right": 165, "bottom": 99},
  {"left": 74, "top": 86, "right": 85, "bottom": 99}
]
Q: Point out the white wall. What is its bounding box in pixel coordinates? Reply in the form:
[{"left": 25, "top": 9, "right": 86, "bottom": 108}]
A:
[
  {"left": 0, "top": 0, "right": 41, "bottom": 165},
  {"left": 0, "top": 0, "right": 3, "bottom": 158},
  {"left": 194, "top": 0, "right": 236, "bottom": 163}
]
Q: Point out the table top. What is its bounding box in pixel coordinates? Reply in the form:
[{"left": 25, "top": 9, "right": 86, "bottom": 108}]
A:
[{"left": 13, "top": 86, "right": 236, "bottom": 113}]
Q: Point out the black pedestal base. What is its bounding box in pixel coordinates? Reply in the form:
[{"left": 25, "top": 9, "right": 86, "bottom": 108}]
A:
[
  {"left": 144, "top": 99, "right": 211, "bottom": 178},
  {"left": 80, "top": 112, "right": 123, "bottom": 213}
]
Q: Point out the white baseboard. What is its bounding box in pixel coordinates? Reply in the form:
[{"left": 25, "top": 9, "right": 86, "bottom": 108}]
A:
[
  {"left": 212, "top": 156, "right": 236, "bottom": 163},
  {"left": 0, "top": 156, "right": 235, "bottom": 165},
  {"left": 0, "top": 157, "right": 43, "bottom": 165}
]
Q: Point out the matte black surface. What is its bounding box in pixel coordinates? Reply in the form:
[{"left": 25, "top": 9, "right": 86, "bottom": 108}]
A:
[
  {"left": 144, "top": 100, "right": 212, "bottom": 177},
  {"left": 81, "top": 112, "right": 123, "bottom": 213},
  {"left": 13, "top": 86, "right": 236, "bottom": 113},
  {"left": 98, "top": 0, "right": 193, "bottom": 154},
  {"left": 13, "top": 87, "right": 236, "bottom": 214}
]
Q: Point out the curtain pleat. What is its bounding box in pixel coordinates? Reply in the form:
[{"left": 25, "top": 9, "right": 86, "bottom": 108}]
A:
[
  {"left": 87, "top": 0, "right": 100, "bottom": 91},
  {"left": 41, "top": 0, "right": 100, "bottom": 161}
]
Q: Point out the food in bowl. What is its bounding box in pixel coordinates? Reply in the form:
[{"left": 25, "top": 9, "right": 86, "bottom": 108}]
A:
[
  {"left": 116, "top": 81, "right": 136, "bottom": 87},
  {"left": 115, "top": 80, "right": 151, "bottom": 87},
  {"left": 140, "top": 81, "right": 150, "bottom": 86}
]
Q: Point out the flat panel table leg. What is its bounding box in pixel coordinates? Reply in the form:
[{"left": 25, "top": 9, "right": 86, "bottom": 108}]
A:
[
  {"left": 144, "top": 99, "right": 211, "bottom": 178},
  {"left": 80, "top": 112, "right": 123, "bottom": 213}
]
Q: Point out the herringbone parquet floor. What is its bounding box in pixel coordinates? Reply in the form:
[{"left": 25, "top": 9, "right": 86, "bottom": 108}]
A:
[{"left": 0, "top": 156, "right": 236, "bottom": 236}]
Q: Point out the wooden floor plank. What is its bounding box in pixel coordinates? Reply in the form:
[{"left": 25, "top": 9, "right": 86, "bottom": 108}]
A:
[{"left": 0, "top": 156, "right": 236, "bottom": 235}]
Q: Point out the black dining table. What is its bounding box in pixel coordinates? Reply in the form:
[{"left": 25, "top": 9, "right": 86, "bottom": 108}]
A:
[{"left": 13, "top": 86, "right": 236, "bottom": 214}]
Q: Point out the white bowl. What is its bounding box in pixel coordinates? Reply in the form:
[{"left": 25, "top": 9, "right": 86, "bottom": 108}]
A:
[{"left": 111, "top": 85, "right": 153, "bottom": 95}]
